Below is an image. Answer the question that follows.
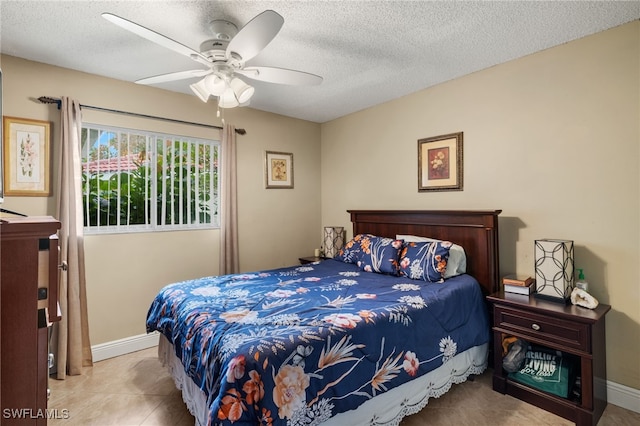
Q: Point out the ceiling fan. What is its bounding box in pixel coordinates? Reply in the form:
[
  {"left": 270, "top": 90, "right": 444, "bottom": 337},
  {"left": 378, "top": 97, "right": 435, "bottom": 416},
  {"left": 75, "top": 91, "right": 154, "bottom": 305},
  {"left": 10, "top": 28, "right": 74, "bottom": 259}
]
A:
[{"left": 102, "top": 10, "right": 322, "bottom": 108}]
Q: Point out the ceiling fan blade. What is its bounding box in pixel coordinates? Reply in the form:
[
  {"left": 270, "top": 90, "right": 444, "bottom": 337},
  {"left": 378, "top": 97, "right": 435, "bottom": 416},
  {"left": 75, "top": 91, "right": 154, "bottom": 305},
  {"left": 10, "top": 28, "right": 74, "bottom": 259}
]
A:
[
  {"left": 238, "top": 66, "right": 323, "bottom": 86},
  {"left": 226, "top": 10, "right": 284, "bottom": 62},
  {"left": 136, "top": 69, "right": 212, "bottom": 85},
  {"left": 102, "top": 13, "right": 209, "bottom": 63}
]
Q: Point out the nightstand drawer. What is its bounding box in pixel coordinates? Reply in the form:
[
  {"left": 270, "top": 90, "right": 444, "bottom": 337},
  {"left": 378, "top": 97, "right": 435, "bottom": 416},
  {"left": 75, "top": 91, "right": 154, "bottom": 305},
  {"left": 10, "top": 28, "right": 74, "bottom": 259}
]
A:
[{"left": 494, "top": 305, "right": 590, "bottom": 352}]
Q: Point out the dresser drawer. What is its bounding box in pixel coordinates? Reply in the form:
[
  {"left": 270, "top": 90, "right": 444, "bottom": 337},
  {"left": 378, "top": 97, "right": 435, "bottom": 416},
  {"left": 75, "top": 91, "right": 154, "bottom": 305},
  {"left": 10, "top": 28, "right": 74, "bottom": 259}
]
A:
[{"left": 494, "top": 305, "right": 590, "bottom": 352}]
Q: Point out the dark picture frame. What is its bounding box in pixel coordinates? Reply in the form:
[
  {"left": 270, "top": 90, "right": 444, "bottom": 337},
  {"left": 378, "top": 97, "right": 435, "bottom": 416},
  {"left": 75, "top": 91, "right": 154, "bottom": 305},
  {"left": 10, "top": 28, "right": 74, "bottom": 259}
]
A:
[{"left": 418, "top": 132, "right": 463, "bottom": 192}]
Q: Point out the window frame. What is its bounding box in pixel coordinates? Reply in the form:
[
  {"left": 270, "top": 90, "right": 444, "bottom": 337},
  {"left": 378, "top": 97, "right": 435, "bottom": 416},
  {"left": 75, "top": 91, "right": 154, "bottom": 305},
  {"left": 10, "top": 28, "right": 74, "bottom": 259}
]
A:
[{"left": 81, "top": 123, "right": 220, "bottom": 235}]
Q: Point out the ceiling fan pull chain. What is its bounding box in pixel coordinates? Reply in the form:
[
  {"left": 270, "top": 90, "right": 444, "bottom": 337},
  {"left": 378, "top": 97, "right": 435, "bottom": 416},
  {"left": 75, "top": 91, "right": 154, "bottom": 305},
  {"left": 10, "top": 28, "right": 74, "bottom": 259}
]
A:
[{"left": 217, "top": 103, "right": 226, "bottom": 126}]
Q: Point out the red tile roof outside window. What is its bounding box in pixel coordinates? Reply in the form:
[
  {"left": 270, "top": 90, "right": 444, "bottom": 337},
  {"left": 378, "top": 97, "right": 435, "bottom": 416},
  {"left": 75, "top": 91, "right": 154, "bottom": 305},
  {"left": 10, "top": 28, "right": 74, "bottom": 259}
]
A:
[{"left": 83, "top": 154, "right": 148, "bottom": 174}]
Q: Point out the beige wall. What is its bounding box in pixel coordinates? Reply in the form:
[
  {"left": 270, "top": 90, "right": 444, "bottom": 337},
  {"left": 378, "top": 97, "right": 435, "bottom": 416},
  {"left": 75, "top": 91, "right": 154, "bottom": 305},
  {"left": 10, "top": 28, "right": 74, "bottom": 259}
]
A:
[
  {"left": 321, "top": 21, "right": 640, "bottom": 390},
  {"left": 2, "top": 20, "right": 638, "bottom": 392},
  {"left": 1, "top": 54, "right": 321, "bottom": 344}
]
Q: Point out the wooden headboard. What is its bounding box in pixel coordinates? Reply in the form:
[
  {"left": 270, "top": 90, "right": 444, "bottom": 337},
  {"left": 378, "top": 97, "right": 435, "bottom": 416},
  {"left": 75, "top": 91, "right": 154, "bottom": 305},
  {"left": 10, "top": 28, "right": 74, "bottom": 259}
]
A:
[{"left": 348, "top": 210, "right": 501, "bottom": 296}]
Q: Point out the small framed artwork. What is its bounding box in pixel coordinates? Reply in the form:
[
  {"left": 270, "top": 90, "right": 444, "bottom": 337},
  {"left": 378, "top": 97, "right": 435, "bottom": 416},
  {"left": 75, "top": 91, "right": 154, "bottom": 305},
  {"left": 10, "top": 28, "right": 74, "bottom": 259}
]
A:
[
  {"left": 418, "top": 132, "right": 463, "bottom": 192},
  {"left": 3, "top": 116, "right": 52, "bottom": 196},
  {"left": 265, "top": 151, "right": 294, "bottom": 189}
]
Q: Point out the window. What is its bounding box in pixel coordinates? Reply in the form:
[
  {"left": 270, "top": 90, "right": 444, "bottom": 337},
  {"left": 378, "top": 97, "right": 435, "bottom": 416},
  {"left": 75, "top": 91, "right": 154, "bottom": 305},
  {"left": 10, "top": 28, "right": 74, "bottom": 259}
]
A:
[{"left": 81, "top": 124, "right": 219, "bottom": 233}]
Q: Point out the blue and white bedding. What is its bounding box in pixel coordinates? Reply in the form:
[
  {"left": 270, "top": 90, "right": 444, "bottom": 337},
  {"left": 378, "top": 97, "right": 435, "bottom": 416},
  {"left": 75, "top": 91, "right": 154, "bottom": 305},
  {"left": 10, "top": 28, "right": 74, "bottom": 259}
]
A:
[{"left": 146, "top": 259, "right": 490, "bottom": 426}]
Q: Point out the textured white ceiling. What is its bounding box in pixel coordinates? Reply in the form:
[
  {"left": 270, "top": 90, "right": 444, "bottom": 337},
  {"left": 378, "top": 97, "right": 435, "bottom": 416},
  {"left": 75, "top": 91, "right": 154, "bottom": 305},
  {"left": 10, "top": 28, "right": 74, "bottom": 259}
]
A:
[{"left": 1, "top": 1, "right": 638, "bottom": 123}]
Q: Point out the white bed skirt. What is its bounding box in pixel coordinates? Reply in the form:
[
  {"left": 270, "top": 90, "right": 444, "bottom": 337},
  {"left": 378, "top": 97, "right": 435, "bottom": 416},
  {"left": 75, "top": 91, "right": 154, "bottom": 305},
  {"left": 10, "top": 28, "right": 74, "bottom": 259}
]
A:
[{"left": 158, "top": 335, "right": 488, "bottom": 426}]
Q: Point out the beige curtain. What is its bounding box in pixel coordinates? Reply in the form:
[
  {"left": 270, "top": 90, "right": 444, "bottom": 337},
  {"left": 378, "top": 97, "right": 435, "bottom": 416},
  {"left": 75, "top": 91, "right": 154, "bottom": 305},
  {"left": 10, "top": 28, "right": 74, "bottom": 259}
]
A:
[
  {"left": 219, "top": 123, "right": 239, "bottom": 274},
  {"left": 53, "top": 97, "right": 93, "bottom": 378}
]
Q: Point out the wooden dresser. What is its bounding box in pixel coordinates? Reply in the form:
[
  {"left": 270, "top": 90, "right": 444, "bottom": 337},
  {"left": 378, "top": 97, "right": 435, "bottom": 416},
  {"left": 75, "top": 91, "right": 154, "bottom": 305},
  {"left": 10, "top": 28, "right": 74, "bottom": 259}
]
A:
[{"left": 1, "top": 216, "right": 61, "bottom": 425}]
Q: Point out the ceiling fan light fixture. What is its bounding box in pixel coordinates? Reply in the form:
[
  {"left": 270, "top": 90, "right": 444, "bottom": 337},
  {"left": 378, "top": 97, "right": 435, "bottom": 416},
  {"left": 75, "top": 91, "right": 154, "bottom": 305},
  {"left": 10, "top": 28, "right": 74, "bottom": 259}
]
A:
[
  {"left": 189, "top": 78, "right": 210, "bottom": 103},
  {"left": 230, "top": 77, "right": 255, "bottom": 104},
  {"left": 218, "top": 87, "right": 240, "bottom": 109},
  {"left": 204, "top": 74, "right": 227, "bottom": 96},
  {"left": 104, "top": 10, "right": 320, "bottom": 110}
]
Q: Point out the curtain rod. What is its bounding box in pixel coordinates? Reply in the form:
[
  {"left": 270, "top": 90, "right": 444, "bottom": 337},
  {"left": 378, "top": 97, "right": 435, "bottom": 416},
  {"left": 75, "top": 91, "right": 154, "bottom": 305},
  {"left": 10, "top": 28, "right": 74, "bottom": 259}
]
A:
[{"left": 37, "top": 96, "right": 246, "bottom": 135}]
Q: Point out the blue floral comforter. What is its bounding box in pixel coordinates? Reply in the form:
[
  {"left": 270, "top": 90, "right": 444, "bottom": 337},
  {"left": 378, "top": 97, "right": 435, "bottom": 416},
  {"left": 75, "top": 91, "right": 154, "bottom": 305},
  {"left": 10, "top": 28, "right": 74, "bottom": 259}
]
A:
[{"left": 146, "top": 259, "right": 489, "bottom": 426}]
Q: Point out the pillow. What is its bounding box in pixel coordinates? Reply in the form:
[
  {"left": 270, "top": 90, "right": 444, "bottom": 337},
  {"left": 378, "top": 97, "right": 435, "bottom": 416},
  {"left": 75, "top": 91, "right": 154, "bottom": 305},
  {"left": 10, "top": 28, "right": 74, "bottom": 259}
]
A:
[
  {"left": 396, "top": 234, "right": 466, "bottom": 278},
  {"left": 334, "top": 234, "right": 374, "bottom": 264},
  {"left": 398, "top": 241, "right": 451, "bottom": 282},
  {"left": 356, "top": 236, "right": 404, "bottom": 275}
]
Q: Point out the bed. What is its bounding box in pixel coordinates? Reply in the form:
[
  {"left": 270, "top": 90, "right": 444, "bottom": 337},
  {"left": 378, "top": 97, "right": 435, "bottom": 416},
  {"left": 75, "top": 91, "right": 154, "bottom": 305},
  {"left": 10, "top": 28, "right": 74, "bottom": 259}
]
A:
[{"left": 147, "top": 209, "right": 501, "bottom": 426}]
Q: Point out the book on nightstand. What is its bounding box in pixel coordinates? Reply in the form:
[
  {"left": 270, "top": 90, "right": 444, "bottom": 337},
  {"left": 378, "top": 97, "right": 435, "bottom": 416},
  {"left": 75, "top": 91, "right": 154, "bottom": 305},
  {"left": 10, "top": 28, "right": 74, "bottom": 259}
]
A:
[
  {"left": 503, "top": 282, "right": 536, "bottom": 295},
  {"left": 502, "top": 274, "right": 535, "bottom": 295},
  {"left": 502, "top": 274, "right": 535, "bottom": 287}
]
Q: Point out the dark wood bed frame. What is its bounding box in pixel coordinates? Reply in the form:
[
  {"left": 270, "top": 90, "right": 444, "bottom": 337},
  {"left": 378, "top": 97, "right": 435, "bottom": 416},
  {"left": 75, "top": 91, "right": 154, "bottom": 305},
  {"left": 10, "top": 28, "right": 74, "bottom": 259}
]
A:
[{"left": 348, "top": 210, "right": 502, "bottom": 296}]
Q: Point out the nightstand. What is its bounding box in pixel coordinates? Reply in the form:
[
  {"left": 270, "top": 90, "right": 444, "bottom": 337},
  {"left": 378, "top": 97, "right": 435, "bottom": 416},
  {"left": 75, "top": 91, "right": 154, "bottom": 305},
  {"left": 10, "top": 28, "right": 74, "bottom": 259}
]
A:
[
  {"left": 487, "top": 291, "right": 611, "bottom": 426},
  {"left": 298, "top": 256, "right": 327, "bottom": 265}
]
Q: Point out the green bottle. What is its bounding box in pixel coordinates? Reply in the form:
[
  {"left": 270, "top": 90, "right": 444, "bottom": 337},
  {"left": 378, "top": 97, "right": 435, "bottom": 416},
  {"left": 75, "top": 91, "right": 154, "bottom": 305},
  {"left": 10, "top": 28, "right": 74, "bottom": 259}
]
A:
[{"left": 576, "top": 269, "right": 589, "bottom": 292}]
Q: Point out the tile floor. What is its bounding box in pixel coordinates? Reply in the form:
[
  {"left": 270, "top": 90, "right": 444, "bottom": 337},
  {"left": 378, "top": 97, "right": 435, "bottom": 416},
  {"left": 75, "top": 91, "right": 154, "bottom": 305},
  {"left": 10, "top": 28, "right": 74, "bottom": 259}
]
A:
[{"left": 47, "top": 347, "right": 640, "bottom": 425}]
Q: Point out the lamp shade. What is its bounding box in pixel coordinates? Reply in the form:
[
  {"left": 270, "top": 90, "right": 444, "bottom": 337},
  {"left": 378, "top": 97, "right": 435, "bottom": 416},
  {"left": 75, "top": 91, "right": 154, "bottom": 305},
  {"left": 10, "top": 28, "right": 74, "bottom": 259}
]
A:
[
  {"left": 204, "top": 74, "right": 227, "bottom": 96},
  {"left": 534, "top": 239, "right": 574, "bottom": 303},
  {"left": 189, "top": 78, "right": 210, "bottom": 103},
  {"left": 230, "top": 77, "right": 255, "bottom": 104},
  {"left": 323, "top": 226, "right": 344, "bottom": 258},
  {"left": 218, "top": 87, "right": 240, "bottom": 108}
]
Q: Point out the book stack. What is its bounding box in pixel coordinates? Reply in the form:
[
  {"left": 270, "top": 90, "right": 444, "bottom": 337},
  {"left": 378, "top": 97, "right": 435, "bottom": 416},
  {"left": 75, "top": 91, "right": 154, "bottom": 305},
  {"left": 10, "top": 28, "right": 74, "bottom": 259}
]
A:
[{"left": 502, "top": 274, "right": 535, "bottom": 295}]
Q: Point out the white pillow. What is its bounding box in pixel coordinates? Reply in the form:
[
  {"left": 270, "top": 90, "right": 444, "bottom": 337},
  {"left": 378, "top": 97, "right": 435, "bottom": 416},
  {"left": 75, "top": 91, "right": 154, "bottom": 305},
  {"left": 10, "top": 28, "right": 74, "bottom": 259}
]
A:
[{"left": 396, "top": 234, "right": 467, "bottom": 279}]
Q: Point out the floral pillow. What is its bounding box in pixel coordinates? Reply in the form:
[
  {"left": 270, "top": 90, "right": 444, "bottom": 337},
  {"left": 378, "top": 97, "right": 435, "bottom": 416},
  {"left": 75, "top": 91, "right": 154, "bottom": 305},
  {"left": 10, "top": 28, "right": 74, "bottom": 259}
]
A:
[
  {"left": 399, "top": 241, "right": 451, "bottom": 282},
  {"left": 356, "top": 236, "right": 404, "bottom": 275},
  {"left": 334, "top": 234, "right": 374, "bottom": 264},
  {"left": 396, "top": 234, "right": 467, "bottom": 278}
]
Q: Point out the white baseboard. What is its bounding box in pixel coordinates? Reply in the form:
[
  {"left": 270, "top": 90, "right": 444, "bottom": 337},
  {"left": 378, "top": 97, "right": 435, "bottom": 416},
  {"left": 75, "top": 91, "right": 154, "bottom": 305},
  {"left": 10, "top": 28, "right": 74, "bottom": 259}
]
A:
[
  {"left": 91, "top": 333, "right": 640, "bottom": 414},
  {"left": 91, "top": 332, "right": 159, "bottom": 362},
  {"left": 607, "top": 380, "right": 640, "bottom": 414}
]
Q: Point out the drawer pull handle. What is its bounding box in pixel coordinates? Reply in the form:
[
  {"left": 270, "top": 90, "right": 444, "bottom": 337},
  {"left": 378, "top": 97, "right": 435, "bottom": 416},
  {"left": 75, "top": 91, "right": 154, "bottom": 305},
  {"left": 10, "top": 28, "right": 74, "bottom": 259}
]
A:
[{"left": 531, "top": 323, "right": 541, "bottom": 331}]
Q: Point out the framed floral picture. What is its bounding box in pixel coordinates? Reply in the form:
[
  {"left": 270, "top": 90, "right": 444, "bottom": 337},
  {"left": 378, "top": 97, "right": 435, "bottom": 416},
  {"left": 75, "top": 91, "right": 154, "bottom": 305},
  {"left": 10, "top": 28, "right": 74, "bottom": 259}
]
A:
[
  {"left": 3, "top": 116, "right": 52, "bottom": 196},
  {"left": 265, "top": 151, "right": 294, "bottom": 189},
  {"left": 418, "top": 132, "right": 463, "bottom": 192}
]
